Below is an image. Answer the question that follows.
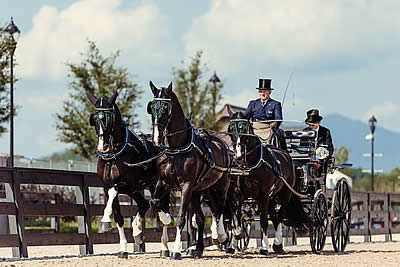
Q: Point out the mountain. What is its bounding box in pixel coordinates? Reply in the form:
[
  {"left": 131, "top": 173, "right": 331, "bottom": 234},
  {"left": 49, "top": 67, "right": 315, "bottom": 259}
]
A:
[{"left": 323, "top": 114, "right": 399, "bottom": 172}]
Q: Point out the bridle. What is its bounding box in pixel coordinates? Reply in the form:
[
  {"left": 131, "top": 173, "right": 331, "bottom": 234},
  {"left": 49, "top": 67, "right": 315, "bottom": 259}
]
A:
[
  {"left": 95, "top": 106, "right": 118, "bottom": 151},
  {"left": 231, "top": 118, "right": 251, "bottom": 162}
]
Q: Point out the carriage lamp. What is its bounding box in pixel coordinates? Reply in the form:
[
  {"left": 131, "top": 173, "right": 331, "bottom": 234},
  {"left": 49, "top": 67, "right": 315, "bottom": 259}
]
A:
[
  {"left": 5, "top": 17, "right": 20, "bottom": 167},
  {"left": 368, "top": 115, "right": 377, "bottom": 191}
]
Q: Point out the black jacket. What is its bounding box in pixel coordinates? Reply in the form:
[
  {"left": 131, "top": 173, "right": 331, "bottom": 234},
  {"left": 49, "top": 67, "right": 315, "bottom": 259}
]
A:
[{"left": 303, "top": 125, "right": 334, "bottom": 157}]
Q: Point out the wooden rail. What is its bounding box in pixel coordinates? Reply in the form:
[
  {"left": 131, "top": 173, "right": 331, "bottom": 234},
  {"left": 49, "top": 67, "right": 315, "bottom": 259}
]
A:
[{"left": 0, "top": 167, "right": 399, "bottom": 258}]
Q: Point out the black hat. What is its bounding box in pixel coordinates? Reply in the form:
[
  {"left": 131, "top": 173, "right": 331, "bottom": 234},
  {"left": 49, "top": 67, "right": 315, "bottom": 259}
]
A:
[
  {"left": 256, "top": 78, "right": 274, "bottom": 90},
  {"left": 305, "top": 109, "right": 323, "bottom": 124}
]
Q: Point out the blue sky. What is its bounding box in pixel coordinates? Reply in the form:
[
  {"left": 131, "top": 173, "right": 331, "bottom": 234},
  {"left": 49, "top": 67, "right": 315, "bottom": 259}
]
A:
[{"left": 1, "top": 0, "right": 400, "bottom": 159}]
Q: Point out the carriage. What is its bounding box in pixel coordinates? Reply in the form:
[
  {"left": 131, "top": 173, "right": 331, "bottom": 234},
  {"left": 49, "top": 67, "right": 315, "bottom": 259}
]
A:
[
  {"left": 230, "top": 125, "right": 352, "bottom": 254},
  {"left": 284, "top": 127, "right": 352, "bottom": 253}
]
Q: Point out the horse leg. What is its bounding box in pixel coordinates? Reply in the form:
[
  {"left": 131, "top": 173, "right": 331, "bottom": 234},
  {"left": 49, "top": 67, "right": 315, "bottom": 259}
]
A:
[
  {"left": 128, "top": 191, "right": 149, "bottom": 246},
  {"left": 100, "top": 186, "right": 118, "bottom": 232},
  {"left": 113, "top": 197, "right": 129, "bottom": 259},
  {"left": 259, "top": 200, "right": 270, "bottom": 256},
  {"left": 159, "top": 190, "right": 172, "bottom": 257},
  {"left": 171, "top": 181, "right": 192, "bottom": 260},
  {"left": 190, "top": 192, "right": 204, "bottom": 258},
  {"left": 272, "top": 222, "right": 284, "bottom": 254}
]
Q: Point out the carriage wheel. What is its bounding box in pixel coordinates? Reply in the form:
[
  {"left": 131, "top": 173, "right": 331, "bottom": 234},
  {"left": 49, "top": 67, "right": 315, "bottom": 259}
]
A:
[
  {"left": 331, "top": 178, "right": 351, "bottom": 252},
  {"left": 310, "top": 189, "right": 328, "bottom": 254},
  {"left": 237, "top": 219, "right": 251, "bottom": 251}
]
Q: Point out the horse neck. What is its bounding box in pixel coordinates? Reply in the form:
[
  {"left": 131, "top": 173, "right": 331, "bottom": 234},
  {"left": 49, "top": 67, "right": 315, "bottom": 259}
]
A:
[
  {"left": 112, "top": 113, "right": 125, "bottom": 144},
  {"left": 245, "top": 136, "right": 261, "bottom": 165},
  {"left": 165, "top": 93, "right": 189, "bottom": 147}
]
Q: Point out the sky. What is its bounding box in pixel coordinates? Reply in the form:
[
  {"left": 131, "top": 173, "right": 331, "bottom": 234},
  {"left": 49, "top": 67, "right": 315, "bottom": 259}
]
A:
[{"left": 1, "top": 0, "right": 400, "bottom": 159}]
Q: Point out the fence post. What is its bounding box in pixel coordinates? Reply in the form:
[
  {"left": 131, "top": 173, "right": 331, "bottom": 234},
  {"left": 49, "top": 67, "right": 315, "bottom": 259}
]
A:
[
  {"left": 50, "top": 193, "right": 60, "bottom": 232},
  {"left": 76, "top": 174, "right": 93, "bottom": 255},
  {"left": 8, "top": 170, "right": 28, "bottom": 257}
]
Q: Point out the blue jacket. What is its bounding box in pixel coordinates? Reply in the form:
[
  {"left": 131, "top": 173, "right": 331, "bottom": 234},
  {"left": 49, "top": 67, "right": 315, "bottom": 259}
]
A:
[{"left": 246, "top": 98, "right": 283, "bottom": 127}]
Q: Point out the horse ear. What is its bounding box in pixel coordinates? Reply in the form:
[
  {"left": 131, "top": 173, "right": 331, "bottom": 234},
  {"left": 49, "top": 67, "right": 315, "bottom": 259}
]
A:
[
  {"left": 110, "top": 91, "right": 118, "bottom": 104},
  {"left": 89, "top": 113, "right": 96, "bottom": 126},
  {"left": 165, "top": 82, "right": 173, "bottom": 96},
  {"left": 227, "top": 105, "right": 234, "bottom": 118},
  {"left": 86, "top": 91, "right": 97, "bottom": 105},
  {"left": 147, "top": 101, "right": 152, "bottom": 115},
  {"left": 150, "top": 80, "right": 158, "bottom": 96}
]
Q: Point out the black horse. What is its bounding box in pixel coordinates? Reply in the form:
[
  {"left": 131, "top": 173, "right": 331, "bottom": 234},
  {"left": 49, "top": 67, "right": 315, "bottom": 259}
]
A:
[
  {"left": 147, "top": 81, "right": 231, "bottom": 259},
  {"left": 228, "top": 111, "right": 311, "bottom": 255},
  {"left": 87, "top": 91, "right": 172, "bottom": 258}
]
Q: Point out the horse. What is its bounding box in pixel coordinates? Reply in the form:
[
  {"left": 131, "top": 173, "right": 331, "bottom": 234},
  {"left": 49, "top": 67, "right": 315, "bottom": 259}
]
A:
[
  {"left": 146, "top": 81, "right": 231, "bottom": 259},
  {"left": 227, "top": 111, "right": 311, "bottom": 255},
  {"left": 86, "top": 91, "right": 173, "bottom": 258}
]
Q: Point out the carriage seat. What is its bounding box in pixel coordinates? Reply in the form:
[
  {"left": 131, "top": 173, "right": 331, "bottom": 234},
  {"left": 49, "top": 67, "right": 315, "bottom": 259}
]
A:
[{"left": 284, "top": 129, "right": 317, "bottom": 160}]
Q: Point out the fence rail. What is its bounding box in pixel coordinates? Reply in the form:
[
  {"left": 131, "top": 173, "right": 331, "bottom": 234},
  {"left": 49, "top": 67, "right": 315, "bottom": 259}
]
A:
[{"left": 0, "top": 167, "right": 399, "bottom": 258}]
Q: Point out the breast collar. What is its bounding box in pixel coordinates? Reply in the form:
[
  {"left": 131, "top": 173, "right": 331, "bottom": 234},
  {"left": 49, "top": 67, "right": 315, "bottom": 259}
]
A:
[{"left": 97, "top": 121, "right": 132, "bottom": 161}]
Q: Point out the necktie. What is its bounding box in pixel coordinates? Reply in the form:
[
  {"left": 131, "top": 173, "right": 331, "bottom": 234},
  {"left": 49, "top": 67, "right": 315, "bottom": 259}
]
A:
[{"left": 262, "top": 101, "right": 266, "bottom": 106}]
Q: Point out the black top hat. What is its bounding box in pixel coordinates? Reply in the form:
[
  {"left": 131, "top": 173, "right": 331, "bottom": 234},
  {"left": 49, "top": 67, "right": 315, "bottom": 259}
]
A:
[
  {"left": 256, "top": 78, "right": 274, "bottom": 90},
  {"left": 305, "top": 109, "right": 323, "bottom": 124}
]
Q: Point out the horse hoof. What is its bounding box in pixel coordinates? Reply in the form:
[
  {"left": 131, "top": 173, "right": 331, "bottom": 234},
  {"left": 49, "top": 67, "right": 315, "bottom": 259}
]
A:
[
  {"left": 192, "top": 250, "right": 203, "bottom": 258},
  {"left": 260, "top": 249, "right": 269, "bottom": 256},
  {"left": 160, "top": 250, "right": 170, "bottom": 257},
  {"left": 118, "top": 251, "right": 128, "bottom": 259},
  {"left": 225, "top": 248, "right": 235, "bottom": 254},
  {"left": 218, "top": 234, "right": 227, "bottom": 243},
  {"left": 170, "top": 252, "right": 182, "bottom": 260},
  {"left": 133, "top": 233, "right": 144, "bottom": 245},
  {"left": 100, "top": 222, "right": 112, "bottom": 232},
  {"left": 273, "top": 243, "right": 285, "bottom": 254}
]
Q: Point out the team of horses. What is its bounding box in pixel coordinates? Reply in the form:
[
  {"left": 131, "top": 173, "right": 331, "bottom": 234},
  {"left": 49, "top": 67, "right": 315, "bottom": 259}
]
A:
[{"left": 86, "top": 81, "right": 312, "bottom": 260}]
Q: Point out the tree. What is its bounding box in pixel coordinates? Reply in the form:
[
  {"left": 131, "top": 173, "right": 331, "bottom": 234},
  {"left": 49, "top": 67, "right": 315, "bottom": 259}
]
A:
[
  {"left": 0, "top": 26, "right": 18, "bottom": 135},
  {"left": 172, "top": 50, "right": 224, "bottom": 130},
  {"left": 55, "top": 41, "right": 142, "bottom": 160}
]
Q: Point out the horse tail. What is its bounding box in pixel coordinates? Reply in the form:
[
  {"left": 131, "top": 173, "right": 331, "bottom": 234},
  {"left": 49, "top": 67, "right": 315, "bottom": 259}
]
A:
[{"left": 284, "top": 194, "right": 312, "bottom": 235}]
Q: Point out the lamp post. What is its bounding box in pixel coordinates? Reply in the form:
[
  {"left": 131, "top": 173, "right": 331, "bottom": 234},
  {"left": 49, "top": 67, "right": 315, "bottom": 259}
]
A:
[
  {"left": 209, "top": 71, "right": 220, "bottom": 117},
  {"left": 369, "top": 115, "right": 377, "bottom": 191},
  {"left": 5, "top": 17, "right": 20, "bottom": 168}
]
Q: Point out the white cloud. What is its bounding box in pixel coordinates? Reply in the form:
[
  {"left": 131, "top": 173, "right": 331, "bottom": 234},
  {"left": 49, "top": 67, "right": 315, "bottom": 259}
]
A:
[
  {"left": 184, "top": 0, "right": 400, "bottom": 75},
  {"left": 365, "top": 103, "right": 399, "bottom": 120},
  {"left": 16, "top": 0, "right": 176, "bottom": 80}
]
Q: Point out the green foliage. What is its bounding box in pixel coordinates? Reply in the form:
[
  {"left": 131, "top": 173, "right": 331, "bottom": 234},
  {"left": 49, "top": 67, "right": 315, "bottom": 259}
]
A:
[
  {"left": 0, "top": 26, "right": 19, "bottom": 135},
  {"left": 55, "top": 40, "right": 142, "bottom": 160},
  {"left": 172, "top": 50, "right": 224, "bottom": 130}
]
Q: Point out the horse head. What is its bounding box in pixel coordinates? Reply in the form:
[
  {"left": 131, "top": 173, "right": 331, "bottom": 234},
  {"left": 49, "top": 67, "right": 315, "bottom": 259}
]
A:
[
  {"left": 87, "top": 91, "right": 122, "bottom": 153},
  {"left": 229, "top": 111, "right": 252, "bottom": 162},
  {"left": 147, "top": 81, "right": 173, "bottom": 146}
]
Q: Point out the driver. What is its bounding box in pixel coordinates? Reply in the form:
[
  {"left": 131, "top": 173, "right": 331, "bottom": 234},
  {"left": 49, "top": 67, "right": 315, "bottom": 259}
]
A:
[
  {"left": 303, "top": 109, "right": 334, "bottom": 176},
  {"left": 246, "top": 78, "right": 286, "bottom": 149}
]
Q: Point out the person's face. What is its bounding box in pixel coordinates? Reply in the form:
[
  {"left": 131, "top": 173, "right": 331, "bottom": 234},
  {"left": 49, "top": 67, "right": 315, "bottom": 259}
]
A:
[
  {"left": 258, "top": 89, "right": 271, "bottom": 101},
  {"left": 308, "top": 121, "right": 320, "bottom": 130}
]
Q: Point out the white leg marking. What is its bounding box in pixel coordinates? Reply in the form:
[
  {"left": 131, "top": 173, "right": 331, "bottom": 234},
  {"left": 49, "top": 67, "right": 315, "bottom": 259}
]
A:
[
  {"left": 173, "top": 226, "right": 182, "bottom": 253},
  {"left": 161, "top": 225, "right": 169, "bottom": 251},
  {"left": 158, "top": 211, "right": 172, "bottom": 225},
  {"left": 211, "top": 216, "right": 218, "bottom": 239},
  {"left": 261, "top": 229, "right": 269, "bottom": 250},
  {"left": 217, "top": 214, "right": 227, "bottom": 243},
  {"left": 132, "top": 214, "right": 143, "bottom": 237},
  {"left": 232, "top": 215, "right": 241, "bottom": 236},
  {"left": 101, "top": 187, "right": 118, "bottom": 223},
  {"left": 192, "top": 214, "right": 198, "bottom": 229},
  {"left": 274, "top": 223, "right": 283, "bottom": 245},
  {"left": 117, "top": 224, "right": 128, "bottom": 252}
]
